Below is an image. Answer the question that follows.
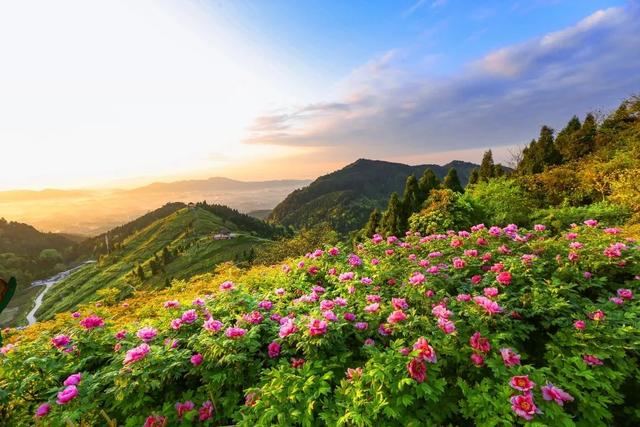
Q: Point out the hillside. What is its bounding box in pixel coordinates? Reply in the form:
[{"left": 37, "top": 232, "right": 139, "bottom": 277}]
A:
[
  {"left": 268, "top": 159, "right": 478, "bottom": 233},
  {"left": 1, "top": 222, "right": 638, "bottom": 425},
  {"left": 0, "top": 219, "right": 76, "bottom": 326},
  {"left": 34, "top": 206, "right": 271, "bottom": 322}
]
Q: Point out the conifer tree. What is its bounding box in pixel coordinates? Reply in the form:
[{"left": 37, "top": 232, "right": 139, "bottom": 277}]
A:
[
  {"left": 363, "top": 208, "right": 381, "bottom": 237},
  {"left": 381, "top": 192, "right": 402, "bottom": 236},
  {"left": 136, "top": 265, "right": 145, "bottom": 281},
  {"left": 478, "top": 150, "right": 495, "bottom": 181},
  {"left": 402, "top": 174, "right": 421, "bottom": 216},
  {"left": 468, "top": 168, "right": 480, "bottom": 185},
  {"left": 443, "top": 168, "right": 463, "bottom": 193},
  {"left": 418, "top": 169, "right": 439, "bottom": 201},
  {"left": 554, "top": 115, "right": 582, "bottom": 161}
]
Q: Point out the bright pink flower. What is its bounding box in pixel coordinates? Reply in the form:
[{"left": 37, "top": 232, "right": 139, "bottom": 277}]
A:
[
  {"left": 199, "top": 401, "right": 214, "bottom": 421},
  {"left": 584, "top": 219, "right": 598, "bottom": 227},
  {"left": 470, "top": 353, "right": 484, "bottom": 366},
  {"left": 583, "top": 354, "right": 604, "bottom": 366},
  {"left": 190, "top": 353, "right": 203, "bottom": 366},
  {"left": 339, "top": 272, "right": 355, "bottom": 281},
  {"left": 124, "top": 343, "right": 150, "bottom": 365},
  {"left": 71, "top": 312, "right": 81, "bottom": 318},
  {"left": 431, "top": 304, "right": 452, "bottom": 319},
  {"left": 279, "top": 319, "right": 297, "bottom": 338},
  {"left": 610, "top": 297, "right": 624, "bottom": 305},
  {"left": 355, "top": 322, "right": 368, "bottom": 330},
  {"left": 509, "top": 375, "right": 535, "bottom": 391},
  {"left": 268, "top": 341, "right": 281, "bottom": 358},
  {"left": 115, "top": 330, "right": 127, "bottom": 340},
  {"left": 56, "top": 385, "right": 78, "bottom": 405},
  {"left": 203, "top": 318, "right": 223, "bottom": 332},
  {"left": 510, "top": 394, "right": 539, "bottom": 420},
  {"left": 181, "top": 309, "right": 198, "bottom": 324},
  {"left": 366, "top": 294, "right": 381, "bottom": 303},
  {"left": 409, "top": 272, "right": 426, "bottom": 285},
  {"left": 291, "top": 358, "right": 305, "bottom": 368},
  {"left": 387, "top": 310, "right": 407, "bottom": 324},
  {"left": 391, "top": 298, "right": 408, "bottom": 310},
  {"left": 452, "top": 257, "right": 466, "bottom": 269},
  {"left": 617, "top": 288, "right": 633, "bottom": 300},
  {"left": 143, "top": 415, "right": 167, "bottom": 427},
  {"left": 500, "top": 348, "right": 521, "bottom": 367},
  {"left": 346, "top": 367, "right": 363, "bottom": 380},
  {"left": 308, "top": 319, "right": 328, "bottom": 336},
  {"left": 35, "top": 403, "right": 51, "bottom": 417},
  {"left": 63, "top": 373, "right": 82, "bottom": 386},
  {"left": 457, "top": 294, "right": 471, "bottom": 302},
  {"left": 574, "top": 320, "right": 586, "bottom": 330},
  {"left": 219, "top": 281, "right": 235, "bottom": 291},
  {"left": 407, "top": 357, "right": 427, "bottom": 383},
  {"left": 51, "top": 335, "right": 71, "bottom": 349},
  {"left": 589, "top": 310, "right": 606, "bottom": 321},
  {"left": 496, "top": 271, "right": 512, "bottom": 285},
  {"left": 163, "top": 300, "right": 180, "bottom": 309},
  {"left": 79, "top": 315, "right": 104, "bottom": 330},
  {"left": 364, "top": 303, "right": 380, "bottom": 313},
  {"left": 483, "top": 287, "right": 499, "bottom": 298},
  {"left": 438, "top": 318, "right": 456, "bottom": 334},
  {"left": 568, "top": 252, "right": 579, "bottom": 262},
  {"left": 471, "top": 275, "right": 482, "bottom": 285},
  {"left": 364, "top": 338, "right": 375, "bottom": 346},
  {"left": 320, "top": 299, "right": 335, "bottom": 311},
  {"left": 470, "top": 332, "right": 491, "bottom": 353},
  {"left": 170, "top": 318, "right": 182, "bottom": 330},
  {"left": 473, "top": 296, "right": 503, "bottom": 315},
  {"left": 136, "top": 327, "right": 158, "bottom": 342},
  {"left": 225, "top": 327, "right": 247, "bottom": 339},
  {"left": 175, "top": 401, "right": 195, "bottom": 419},
  {"left": 343, "top": 312, "right": 356, "bottom": 322},
  {"left": 328, "top": 246, "right": 340, "bottom": 256},
  {"left": 243, "top": 311, "right": 264, "bottom": 324},
  {"left": 534, "top": 224, "right": 546, "bottom": 232},
  {"left": 413, "top": 337, "right": 437, "bottom": 363},
  {"left": 541, "top": 383, "right": 574, "bottom": 406}
]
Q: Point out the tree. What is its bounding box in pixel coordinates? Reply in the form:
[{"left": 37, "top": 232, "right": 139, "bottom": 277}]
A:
[
  {"left": 363, "top": 208, "right": 381, "bottom": 238},
  {"left": 478, "top": 150, "right": 495, "bottom": 181},
  {"left": 402, "top": 174, "right": 421, "bottom": 217},
  {"left": 468, "top": 169, "right": 480, "bottom": 185},
  {"left": 418, "top": 169, "right": 440, "bottom": 201},
  {"left": 443, "top": 168, "right": 463, "bottom": 193},
  {"left": 136, "top": 265, "right": 145, "bottom": 281},
  {"left": 554, "top": 115, "right": 582, "bottom": 161},
  {"left": 380, "top": 193, "right": 402, "bottom": 236},
  {"left": 517, "top": 126, "right": 561, "bottom": 175}
]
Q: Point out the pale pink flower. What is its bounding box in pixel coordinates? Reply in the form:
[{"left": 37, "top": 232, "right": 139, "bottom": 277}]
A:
[
  {"left": 541, "top": 383, "right": 574, "bottom": 406},
  {"left": 124, "top": 343, "right": 150, "bottom": 365},
  {"left": 181, "top": 309, "right": 198, "bottom": 324},
  {"left": 225, "top": 327, "right": 247, "bottom": 339},
  {"left": 500, "top": 348, "right": 521, "bottom": 367},
  {"left": 308, "top": 319, "right": 328, "bottom": 336},
  {"left": 136, "top": 327, "right": 158, "bottom": 342}
]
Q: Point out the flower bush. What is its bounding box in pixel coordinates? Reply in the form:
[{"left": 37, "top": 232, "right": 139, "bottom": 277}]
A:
[{"left": 1, "top": 222, "right": 639, "bottom": 426}]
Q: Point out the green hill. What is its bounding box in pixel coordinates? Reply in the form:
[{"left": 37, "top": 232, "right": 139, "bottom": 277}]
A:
[
  {"left": 35, "top": 206, "right": 270, "bottom": 321},
  {"left": 268, "top": 159, "right": 478, "bottom": 233}
]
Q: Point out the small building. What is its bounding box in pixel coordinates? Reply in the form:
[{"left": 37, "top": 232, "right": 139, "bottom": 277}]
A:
[
  {"left": 213, "top": 227, "right": 233, "bottom": 240},
  {"left": 187, "top": 202, "right": 196, "bottom": 210}
]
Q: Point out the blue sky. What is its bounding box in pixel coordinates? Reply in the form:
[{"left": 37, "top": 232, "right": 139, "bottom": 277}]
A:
[{"left": 0, "top": 0, "right": 638, "bottom": 189}]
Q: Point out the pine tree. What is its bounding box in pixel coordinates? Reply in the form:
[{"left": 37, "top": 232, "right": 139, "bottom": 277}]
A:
[
  {"left": 554, "top": 115, "right": 582, "bottom": 161},
  {"left": 493, "top": 164, "right": 505, "bottom": 177},
  {"left": 443, "top": 168, "right": 463, "bottom": 193},
  {"left": 478, "top": 150, "right": 495, "bottom": 181},
  {"left": 402, "top": 174, "right": 421, "bottom": 216},
  {"left": 363, "top": 208, "right": 381, "bottom": 237},
  {"left": 468, "top": 168, "right": 480, "bottom": 185},
  {"left": 136, "top": 265, "right": 145, "bottom": 281},
  {"left": 577, "top": 113, "right": 597, "bottom": 157},
  {"left": 418, "top": 169, "right": 439, "bottom": 201},
  {"left": 381, "top": 192, "right": 402, "bottom": 236}
]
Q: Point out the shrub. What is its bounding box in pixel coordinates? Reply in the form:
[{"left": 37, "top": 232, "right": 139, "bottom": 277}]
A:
[{"left": 408, "top": 189, "right": 480, "bottom": 234}]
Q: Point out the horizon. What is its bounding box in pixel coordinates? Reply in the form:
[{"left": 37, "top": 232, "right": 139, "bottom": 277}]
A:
[{"left": 2, "top": 0, "right": 639, "bottom": 191}]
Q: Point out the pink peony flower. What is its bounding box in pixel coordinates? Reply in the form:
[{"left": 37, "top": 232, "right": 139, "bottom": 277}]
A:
[
  {"left": 470, "top": 353, "right": 484, "bottom": 366},
  {"left": 471, "top": 275, "right": 482, "bottom": 285},
  {"left": 483, "top": 287, "right": 499, "bottom": 298},
  {"left": 268, "top": 341, "right": 281, "bottom": 358},
  {"left": 175, "top": 401, "right": 195, "bottom": 419},
  {"left": 190, "top": 353, "right": 203, "bottom": 366},
  {"left": 170, "top": 318, "right": 182, "bottom": 330},
  {"left": 584, "top": 219, "right": 598, "bottom": 227},
  {"left": 243, "top": 311, "right": 264, "bottom": 324},
  {"left": 163, "top": 300, "right": 180, "bottom": 309},
  {"left": 473, "top": 296, "right": 503, "bottom": 315},
  {"left": 63, "top": 373, "right": 82, "bottom": 386},
  {"left": 438, "top": 318, "right": 456, "bottom": 334},
  {"left": 346, "top": 367, "right": 363, "bottom": 380},
  {"left": 35, "top": 403, "right": 51, "bottom": 417},
  {"left": 457, "top": 293, "right": 471, "bottom": 302},
  {"left": 339, "top": 272, "right": 355, "bottom": 281},
  {"left": 143, "top": 415, "right": 167, "bottom": 427},
  {"left": 409, "top": 272, "right": 426, "bottom": 285},
  {"left": 574, "top": 320, "right": 586, "bottom": 330},
  {"left": 470, "top": 332, "right": 491, "bottom": 353},
  {"left": 51, "top": 335, "right": 71, "bottom": 349},
  {"left": 364, "top": 303, "right": 380, "bottom": 313},
  {"left": 79, "top": 315, "right": 104, "bottom": 330},
  {"left": 496, "top": 271, "right": 512, "bottom": 285},
  {"left": 308, "top": 319, "right": 328, "bottom": 336},
  {"left": 509, "top": 375, "right": 535, "bottom": 391},
  {"left": 541, "top": 383, "right": 574, "bottom": 406},
  {"left": 291, "top": 358, "right": 305, "bottom": 368},
  {"left": 617, "top": 288, "right": 633, "bottom": 300},
  {"left": 407, "top": 357, "right": 427, "bottom": 383},
  {"left": 413, "top": 337, "right": 437, "bottom": 363},
  {"left": 589, "top": 310, "right": 606, "bottom": 321},
  {"left": 279, "top": 319, "right": 297, "bottom": 338},
  {"left": 452, "top": 257, "right": 466, "bottom": 269},
  {"left": 181, "top": 309, "right": 198, "bottom": 324},
  {"left": 364, "top": 338, "right": 375, "bottom": 346},
  {"left": 199, "top": 401, "right": 214, "bottom": 421},
  {"left": 115, "top": 330, "right": 127, "bottom": 340},
  {"left": 225, "top": 327, "right": 247, "bottom": 339},
  {"left": 219, "top": 281, "right": 235, "bottom": 291},
  {"left": 583, "top": 354, "right": 603, "bottom": 366},
  {"left": 510, "top": 393, "right": 539, "bottom": 420},
  {"left": 500, "top": 348, "right": 521, "bottom": 367},
  {"left": 71, "top": 312, "right": 81, "bottom": 318},
  {"left": 203, "top": 318, "right": 223, "bottom": 332},
  {"left": 387, "top": 310, "right": 407, "bottom": 324},
  {"left": 355, "top": 322, "right": 368, "bottom": 330},
  {"left": 343, "top": 312, "right": 356, "bottom": 322},
  {"left": 56, "top": 385, "right": 78, "bottom": 405},
  {"left": 124, "top": 343, "right": 150, "bottom": 365},
  {"left": 534, "top": 224, "right": 546, "bottom": 232},
  {"left": 136, "top": 327, "right": 158, "bottom": 342}
]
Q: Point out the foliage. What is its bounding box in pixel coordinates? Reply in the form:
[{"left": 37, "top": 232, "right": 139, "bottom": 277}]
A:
[
  {"left": 530, "top": 202, "right": 631, "bottom": 232},
  {"left": 466, "top": 178, "right": 534, "bottom": 227},
  {"left": 409, "top": 189, "right": 479, "bottom": 234},
  {"left": 1, "top": 222, "right": 638, "bottom": 426},
  {"left": 253, "top": 223, "right": 340, "bottom": 266},
  {"left": 443, "top": 168, "right": 464, "bottom": 193}
]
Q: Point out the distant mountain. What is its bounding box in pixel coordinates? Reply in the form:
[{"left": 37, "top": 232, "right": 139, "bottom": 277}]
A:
[
  {"left": 129, "top": 177, "right": 310, "bottom": 193},
  {"left": 36, "top": 205, "right": 274, "bottom": 322},
  {"left": 247, "top": 209, "right": 272, "bottom": 220},
  {"left": 268, "top": 158, "right": 478, "bottom": 233}
]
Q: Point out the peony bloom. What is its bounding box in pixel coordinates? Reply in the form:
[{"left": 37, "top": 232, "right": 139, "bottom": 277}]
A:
[
  {"left": 407, "top": 357, "right": 427, "bottom": 383},
  {"left": 355, "top": 322, "right": 368, "bottom": 330},
  {"left": 170, "top": 318, "right": 183, "bottom": 330},
  {"left": 323, "top": 310, "right": 338, "bottom": 322},
  {"left": 387, "top": 310, "right": 407, "bottom": 324},
  {"left": 409, "top": 272, "right": 426, "bottom": 285},
  {"left": 496, "top": 271, "right": 512, "bottom": 285},
  {"left": 470, "top": 353, "right": 484, "bottom": 367},
  {"left": 203, "top": 318, "right": 223, "bottom": 332},
  {"left": 534, "top": 224, "right": 546, "bottom": 232},
  {"left": 219, "top": 280, "right": 235, "bottom": 291},
  {"left": 473, "top": 296, "right": 503, "bottom": 315},
  {"left": 589, "top": 310, "right": 606, "bottom": 321},
  {"left": 291, "top": 358, "right": 305, "bottom": 368},
  {"left": 190, "top": 353, "right": 203, "bottom": 366},
  {"left": 71, "top": 312, "right": 81, "bottom": 318},
  {"left": 199, "top": 401, "right": 214, "bottom": 421},
  {"left": 364, "top": 303, "right": 380, "bottom": 313},
  {"left": 456, "top": 294, "right": 471, "bottom": 302},
  {"left": 242, "top": 311, "right": 264, "bottom": 324},
  {"left": 500, "top": 348, "right": 521, "bottom": 367},
  {"left": 483, "top": 287, "right": 499, "bottom": 298},
  {"left": 413, "top": 337, "right": 437, "bottom": 363},
  {"left": 617, "top": 288, "right": 633, "bottom": 300},
  {"left": 510, "top": 394, "right": 539, "bottom": 420},
  {"left": 163, "top": 300, "right": 180, "bottom": 309},
  {"left": 583, "top": 354, "right": 604, "bottom": 366},
  {"left": 35, "top": 403, "right": 51, "bottom": 417},
  {"left": 364, "top": 338, "right": 375, "bottom": 346},
  {"left": 308, "top": 319, "right": 328, "bottom": 336},
  {"left": 175, "top": 401, "right": 195, "bottom": 419},
  {"left": 181, "top": 309, "right": 198, "bottom": 324},
  {"left": 452, "top": 257, "right": 466, "bottom": 269},
  {"left": 438, "top": 318, "right": 456, "bottom": 334},
  {"left": 63, "top": 373, "right": 82, "bottom": 386},
  {"left": 584, "top": 219, "right": 598, "bottom": 227},
  {"left": 346, "top": 367, "right": 363, "bottom": 380},
  {"left": 268, "top": 341, "right": 281, "bottom": 358},
  {"left": 470, "top": 332, "right": 491, "bottom": 353},
  {"left": 541, "top": 383, "right": 574, "bottom": 406},
  {"left": 471, "top": 275, "right": 483, "bottom": 285},
  {"left": 115, "top": 330, "right": 127, "bottom": 340},
  {"left": 225, "top": 327, "right": 247, "bottom": 339},
  {"left": 339, "top": 272, "right": 355, "bottom": 281},
  {"left": 509, "top": 375, "right": 535, "bottom": 391},
  {"left": 124, "top": 343, "right": 150, "bottom": 365},
  {"left": 279, "top": 319, "right": 298, "bottom": 338},
  {"left": 56, "top": 385, "right": 78, "bottom": 405},
  {"left": 574, "top": 320, "right": 586, "bottom": 330},
  {"left": 320, "top": 299, "right": 335, "bottom": 311},
  {"left": 143, "top": 415, "right": 167, "bottom": 427},
  {"left": 51, "top": 334, "right": 71, "bottom": 349},
  {"left": 79, "top": 315, "right": 104, "bottom": 330},
  {"left": 136, "top": 327, "right": 158, "bottom": 342}
]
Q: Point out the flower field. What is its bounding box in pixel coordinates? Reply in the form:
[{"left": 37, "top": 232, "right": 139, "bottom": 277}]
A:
[{"left": 1, "top": 221, "right": 639, "bottom": 426}]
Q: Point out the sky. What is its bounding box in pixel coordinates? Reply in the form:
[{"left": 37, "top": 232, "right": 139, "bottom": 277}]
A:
[{"left": 1, "top": 0, "right": 639, "bottom": 190}]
